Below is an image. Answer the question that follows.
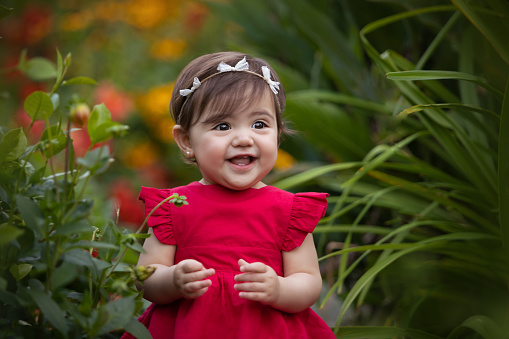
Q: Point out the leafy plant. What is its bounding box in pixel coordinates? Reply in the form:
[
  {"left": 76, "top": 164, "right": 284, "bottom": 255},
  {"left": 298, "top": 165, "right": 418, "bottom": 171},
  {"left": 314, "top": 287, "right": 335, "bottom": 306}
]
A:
[{"left": 0, "top": 48, "right": 183, "bottom": 338}]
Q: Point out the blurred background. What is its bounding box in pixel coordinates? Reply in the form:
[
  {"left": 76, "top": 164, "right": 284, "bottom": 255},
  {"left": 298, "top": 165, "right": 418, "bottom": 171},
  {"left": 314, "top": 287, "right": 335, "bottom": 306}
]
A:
[{"left": 1, "top": 0, "right": 508, "bottom": 337}]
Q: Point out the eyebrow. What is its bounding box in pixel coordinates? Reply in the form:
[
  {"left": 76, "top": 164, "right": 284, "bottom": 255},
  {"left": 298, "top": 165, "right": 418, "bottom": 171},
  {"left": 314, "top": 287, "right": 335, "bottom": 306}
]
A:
[
  {"left": 250, "top": 109, "right": 275, "bottom": 120},
  {"left": 199, "top": 108, "right": 275, "bottom": 126},
  {"left": 199, "top": 111, "right": 232, "bottom": 125}
]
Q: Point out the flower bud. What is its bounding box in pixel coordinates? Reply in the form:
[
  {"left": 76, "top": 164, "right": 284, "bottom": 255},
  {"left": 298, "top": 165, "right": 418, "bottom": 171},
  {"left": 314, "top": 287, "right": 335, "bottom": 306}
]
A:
[
  {"left": 69, "top": 103, "right": 91, "bottom": 128},
  {"left": 132, "top": 265, "right": 156, "bottom": 282}
]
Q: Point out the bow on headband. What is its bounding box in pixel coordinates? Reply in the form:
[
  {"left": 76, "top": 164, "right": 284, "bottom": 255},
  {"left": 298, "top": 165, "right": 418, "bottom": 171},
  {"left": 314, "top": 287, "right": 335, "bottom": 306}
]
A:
[
  {"left": 179, "top": 77, "right": 201, "bottom": 97},
  {"left": 179, "top": 56, "right": 281, "bottom": 97},
  {"left": 217, "top": 56, "right": 250, "bottom": 73}
]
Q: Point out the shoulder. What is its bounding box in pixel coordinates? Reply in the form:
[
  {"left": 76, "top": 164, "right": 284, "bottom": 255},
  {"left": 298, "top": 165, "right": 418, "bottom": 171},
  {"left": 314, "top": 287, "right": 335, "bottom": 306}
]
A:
[
  {"left": 262, "top": 186, "right": 329, "bottom": 207},
  {"left": 138, "top": 182, "right": 200, "bottom": 202}
]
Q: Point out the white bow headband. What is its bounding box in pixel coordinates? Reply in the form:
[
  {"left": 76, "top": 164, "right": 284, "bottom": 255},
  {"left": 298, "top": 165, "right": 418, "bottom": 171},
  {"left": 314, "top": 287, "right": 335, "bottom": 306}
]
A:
[{"left": 179, "top": 56, "right": 280, "bottom": 97}]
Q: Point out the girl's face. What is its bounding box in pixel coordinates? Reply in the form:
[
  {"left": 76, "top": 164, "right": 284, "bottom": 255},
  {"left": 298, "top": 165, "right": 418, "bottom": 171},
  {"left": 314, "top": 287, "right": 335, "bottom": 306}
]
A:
[{"left": 174, "top": 90, "right": 279, "bottom": 190}]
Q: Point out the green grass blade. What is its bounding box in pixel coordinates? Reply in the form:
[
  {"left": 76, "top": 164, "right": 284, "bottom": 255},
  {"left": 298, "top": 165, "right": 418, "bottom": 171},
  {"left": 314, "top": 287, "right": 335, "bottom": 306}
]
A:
[
  {"left": 341, "top": 131, "right": 427, "bottom": 188},
  {"left": 337, "top": 326, "right": 444, "bottom": 339},
  {"left": 500, "top": 76, "right": 509, "bottom": 249},
  {"left": 274, "top": 162, "right": 362, "bottom": 190},
  {"left": 387, "top": 70, "right": 504, "bottom": 101},
  {"left": 416, "top": 11, "right": 461, "bottom": 70},
  {"left": 334, "top": 243, "right": 432, "bottom": 330},
  {"left": 447, "top": 315, "right": 505, "bottom": 339},
  {"left": 288, "top": 90, "right": 391, "bottom": 115},
  {"left": 453, "top": 0, "right": 509, "bottom": 65}
]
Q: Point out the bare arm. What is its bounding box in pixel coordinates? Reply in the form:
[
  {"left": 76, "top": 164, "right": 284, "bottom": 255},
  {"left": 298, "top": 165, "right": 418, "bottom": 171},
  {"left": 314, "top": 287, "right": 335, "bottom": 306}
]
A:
[
  {"left": 137, "top": 228, "right": 215, "bottom": 304},
  {"left": 234, "top": 233, "right": 322, "bottom": 313}
]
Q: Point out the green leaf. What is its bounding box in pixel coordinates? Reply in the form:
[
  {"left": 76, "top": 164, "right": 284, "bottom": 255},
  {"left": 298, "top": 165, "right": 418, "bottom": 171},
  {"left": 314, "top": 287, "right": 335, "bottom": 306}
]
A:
[
  {"left": 50, "top": 93, "right": 60, "bottom": 111},
  {"left": 88, "top": 103, "right": 112, "bottom": 131},
  {"left": 76, "top": 147, "right": 114, "bottom": 175},
  {"left": 54, "top": 220, "right": 95, "bottom": 236},
  {"left": 453, "top": 0, "right": 509, "bottom": 65},
  {"left": 9, "top": 263, "right": 33, "bottom": 281},
  {"left": 51, "top": 262, "right": 79, "bottom": 290},
  {"left": 500, "top": 76, "right": 509, "bottom": 250},
  {"left": 90, "top": 121, "right": 123, "bottom": 145},
  {"left": 0, "top": 4, "right": 13, "bottom": 19},
  {"left": 56, "top": 49, "right": 63, "bottom": 81},
  {"left": 335, "top": 243, "right": 432, "bottom": 330},
  {"left": 124, "top": 318, "right": 153, "bottom": 339},
  {"left": 0, "top": 223, "right": 24, "bottom": 246},
  {"left": 386, "top": 70, "right": 504, "bottom": 101},
  {"left": 41, "top": 125, "right": 67, "bottom": 158},
  {"left": 29, "top": 288, "right": 68, "bottom": 335},
  {"left": 23, "top": 57, "right": 58, "bottom": 81},
  {"left": 336, "top": 326, "right": 443, "bottom": 339},
  {"left": 96, "top": 296, "right": 136, "bottom": 335},
  {"left": 0, "top": 128, "right": 27, "bottom": 164},
  {"left": 67, "top": 240, "right": 119, "bottom": 251},
  {"left": 15, "top": 195, "right": 45, "bottom": 236},
  {"left": 88, "top": 103, "right": 113, "bottom": 144},
  {"left": 274, "top": 162, "right": 362, "bottom": 190},
  {"left": 341, "top": 131, "right": 427, "bottom": 188},
  {"left": 63, "top": 76, "right": 98, "bottom": 86},
  {"left": 24, "top": 91, "right": 54, "bottom": 120},
  {"left": 448, "top": 315, "right": 505, "bottom": 339}
]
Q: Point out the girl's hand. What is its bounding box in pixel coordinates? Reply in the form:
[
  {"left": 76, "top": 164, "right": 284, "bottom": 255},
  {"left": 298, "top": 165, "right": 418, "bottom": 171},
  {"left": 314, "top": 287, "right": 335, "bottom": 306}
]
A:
[
  {"left": 173, "top": 259, "right": 215, "bottom": 299},
  {"left": 234, "top": 259, "right": 280, "bottom": 306}
]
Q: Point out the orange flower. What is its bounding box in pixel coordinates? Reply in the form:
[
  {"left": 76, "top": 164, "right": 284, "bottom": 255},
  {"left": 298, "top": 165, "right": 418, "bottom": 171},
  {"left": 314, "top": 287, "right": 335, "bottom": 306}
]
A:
[
  {"left": 122, "top": 141, "right": 159, "bottom": 169},
  {"left": 60, "top": 10, "right": 93, "bottom": 31},
  {"left": 274, "top": 149, "right": 296, "bottom": 170},
  {"left": 150, "top": 39, "right": 187, "bottom": 60},
  {"left": 136, "top": 83, "right": 175, "bottom": 142},
  {"left": 124, "top": 0, "right": 180, "bottom": 29}
]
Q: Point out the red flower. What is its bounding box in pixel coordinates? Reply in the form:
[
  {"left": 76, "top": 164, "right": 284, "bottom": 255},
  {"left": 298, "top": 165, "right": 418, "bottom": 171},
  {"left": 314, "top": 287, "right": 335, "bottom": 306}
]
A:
[
  {"left": 109, "top": 178, "right": 145, "bottom": 228},
  {"left": 69, "top": 129, "right": 91, "bottom": 158},
  {"left": 0, "top": 4, "right": 53, "bottom": 46},
  {"left": 94, "top": 82, "right": 133, "bottom": 122}
]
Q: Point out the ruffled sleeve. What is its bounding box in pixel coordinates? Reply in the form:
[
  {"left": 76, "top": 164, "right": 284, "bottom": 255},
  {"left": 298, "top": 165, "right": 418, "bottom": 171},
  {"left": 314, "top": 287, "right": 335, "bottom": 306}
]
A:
[
  {"left": 138, "top": 186, "right": 176, "bottom": 245},
  {"left": 282, "top": 192, "right": 329, "bottom": 252}
]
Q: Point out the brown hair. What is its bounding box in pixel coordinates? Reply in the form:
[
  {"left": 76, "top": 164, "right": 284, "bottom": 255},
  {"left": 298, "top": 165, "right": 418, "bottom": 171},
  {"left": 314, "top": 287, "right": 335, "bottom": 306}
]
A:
[{"left": 170, "top": 52, "right": 287, "bottom": 138}]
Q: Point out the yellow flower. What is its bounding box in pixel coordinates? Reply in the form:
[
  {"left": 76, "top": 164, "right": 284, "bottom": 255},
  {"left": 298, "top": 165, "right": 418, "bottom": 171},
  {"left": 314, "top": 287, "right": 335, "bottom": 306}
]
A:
[
  {"left": 122, "top": 141, "right": 160, "bottom": 168},
  {"left": 124, "top": 0, "right": 180, "bottom": 29},
  {"left": 60, "top": 10, "right": 93, "bottom": 31},
  {"left": 136, "top": 83, "right": 176, "bottom": 142},
  {"left": 150, "top": 38, "right": 187, "bottom": 60},
  {"left": 137, "top": 83, "right": 174, "bottom": 119},
  {"left": 153, "top": 117, "right": 175, "bottom": 142},
  {"left": 94, "top": 1, "right": 123, "bottom": 22},
  {"left": 274, "top": 149, "right": 296, "bottom": 170}
]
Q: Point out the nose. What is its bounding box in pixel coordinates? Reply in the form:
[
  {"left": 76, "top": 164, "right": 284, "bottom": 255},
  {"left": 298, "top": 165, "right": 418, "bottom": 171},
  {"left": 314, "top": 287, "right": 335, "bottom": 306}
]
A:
[{"left": 231, "top": 128, "right": 254, "bottom": 147}]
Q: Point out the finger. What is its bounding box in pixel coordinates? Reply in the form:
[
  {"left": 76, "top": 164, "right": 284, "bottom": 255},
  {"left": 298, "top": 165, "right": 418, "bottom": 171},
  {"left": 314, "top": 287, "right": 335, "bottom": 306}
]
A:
[
  {"left": 184, "top": 286, "right": 210, "bottom": 299},
  {"left": 237, "top": 291, "right": 269, "bottom": 302},
  {"left": 234, "top": 281, "right": 265, "bottom": 292},
  {"left": 180, "top": 259, "right": 205, "bottom": 273},
  {"left": 234, "top": 272, "right": 264, "bottom": 283},
  {"left": 238, "top": 258, "right": 249, "bottom": 267},
  {"left": 239, "top": 262, "right": 267, "bottom": 273},
  {"left": 183, "top": 268, "right": 215, "bottom": 283},
  {"left": 183, "top": 279, "right": 213, "bottom": 293}
]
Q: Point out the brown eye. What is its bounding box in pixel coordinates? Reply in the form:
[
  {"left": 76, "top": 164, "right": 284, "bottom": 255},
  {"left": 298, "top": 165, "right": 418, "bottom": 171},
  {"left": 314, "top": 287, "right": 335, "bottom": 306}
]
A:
[
  {"left": 252, "top": 121, "right": 266, "bottom": 129},
  {"left": 214, "top": 123, "right": 230, "bottom": 131}
]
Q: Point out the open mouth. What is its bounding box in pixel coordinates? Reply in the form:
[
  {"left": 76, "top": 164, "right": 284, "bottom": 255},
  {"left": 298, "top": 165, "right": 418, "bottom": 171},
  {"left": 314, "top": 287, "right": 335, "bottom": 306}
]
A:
[{"left": 228, "top": 155, "right": 254, "bottom": 166}]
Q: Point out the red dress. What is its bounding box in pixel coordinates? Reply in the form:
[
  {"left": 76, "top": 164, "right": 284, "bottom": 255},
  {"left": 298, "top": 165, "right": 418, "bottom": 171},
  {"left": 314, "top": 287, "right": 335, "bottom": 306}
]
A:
[{"left": 124, "top": 182, "right": 335, "bottom": 339}]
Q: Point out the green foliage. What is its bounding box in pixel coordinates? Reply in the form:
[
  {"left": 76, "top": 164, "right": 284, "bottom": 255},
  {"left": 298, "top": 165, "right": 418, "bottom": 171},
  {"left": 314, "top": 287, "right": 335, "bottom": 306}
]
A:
[
  {"left": 0, "top": 49, "right": 186, "bottom": 338},
  {"left": 205, "top": 0, "right": 509, "bottom": 337}
]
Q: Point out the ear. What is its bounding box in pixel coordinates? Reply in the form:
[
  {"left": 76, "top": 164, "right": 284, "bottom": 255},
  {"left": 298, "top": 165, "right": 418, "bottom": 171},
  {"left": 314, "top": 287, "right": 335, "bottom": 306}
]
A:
[{"left": 172, "top": 125, "right": 194, "bottom": 157}]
